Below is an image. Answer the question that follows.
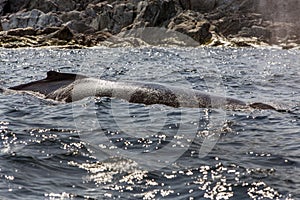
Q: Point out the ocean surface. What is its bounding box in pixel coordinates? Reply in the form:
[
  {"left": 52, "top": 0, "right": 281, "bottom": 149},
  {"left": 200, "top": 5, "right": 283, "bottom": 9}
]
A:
[{"left": 0, "top": 47, "right": 299, "bottom": 199}]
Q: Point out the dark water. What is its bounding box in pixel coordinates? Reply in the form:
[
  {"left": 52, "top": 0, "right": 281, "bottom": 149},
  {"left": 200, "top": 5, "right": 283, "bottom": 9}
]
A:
[{"left": 0, "top": 47, "right": 299, "bottom": 199}]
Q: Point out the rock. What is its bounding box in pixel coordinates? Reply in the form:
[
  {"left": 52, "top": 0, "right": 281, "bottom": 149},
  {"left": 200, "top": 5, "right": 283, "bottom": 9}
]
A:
[
  {"left": 0, "top": 0, "right": 8, "bottom": 16},
  {"left": 90, "top": 8, "right": 112, "bottom": 31},
  {"left": 85, "top": 3, "right": 105, "bottom": 18},
  {"left": 229, "top": 36, "right": 268, "bottom": 47},
  {"left": 101, "top": 35, "right": 149, "bottom": 47},
  {"left": 179, "top": 0, "right": 217, "bottom": 12},
  {"left": 36, "top": 26, "right": 60, "bottom": 35},
  {"left": 59, "top": 10, "right": 84, "bottom": 23},
  {"left": 75, "top": 31, "right": 112, "bottom": 46},
  {"left": 0, "top": 0, "right": 299, "bottom": 48},
  {"left": 176, "top": 0, "right": 190, "bottom": 10},
  {"left": 1, "top": 9, "right": 62, "bottom": 31},
  {"left": 0, "top": 35, "right": 38, "bottom": 48},
  {"left": 5, "top": 0, "right": 97, "bottom": 14},
  {"left": 238, "top": 25, "right": 271, "bottom": 42},
  {"left": 48, "top": 25, "right": 73, "bottom": 41},
  {"left": 256, "top": 0, "right": 300, "bottom": 22},
  {"left": 207, "top": 30, "right": 231, "bottom": 46},
  {"left": 59, "top": 10, "right": 95, "bottom": 33},
  {"left": 210, "top": 12, "right": 261, "bottom": 37},
  {"left": 111, "top": 3, "right": 136, "bottom": 33},
  {"left": 7, "top": 27, "right": 37, "bottom": 36},
  {"left": 36, "top": 11, "right": 62, "bottom": 28},
  {"left": 27, "top": 0, "right": 58, "bottom": 13},
  {"left": 53, "top": 0, "right": 77, "bottom": 12},
  {"left": 132, "top": 0, "right": 176, "bottom": 28},
  {"left": 191, "top": 0, "right": 217, "bottom": 12},
  {"left": 108, "top": 27, "right": 201, "bottom": 47},
  {"left": 267, "top": 22, "right": 300, "bottom": 45},
  {"left": 255, "top": 1, "right": 300, "bottom": 45},
  {"left": 90, "top": 2, "right": 136, "bottom": 34},
  {"left": 4, "top": 0, "right": 31, "bottom": 13},
  {"left": 65, "top": 20, "right": 95, "bottom": 33},
  {"left": 168, "top": 10, "right": 212, "bottom": 44},
  {"left": 27, "top": 0, "right": 76, "bottom": 12}
]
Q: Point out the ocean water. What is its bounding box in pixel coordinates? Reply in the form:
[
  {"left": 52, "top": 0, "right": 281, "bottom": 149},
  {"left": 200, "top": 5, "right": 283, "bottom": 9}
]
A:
[{"left": 0, "top": 47, "right": 299, "bottom": 199}]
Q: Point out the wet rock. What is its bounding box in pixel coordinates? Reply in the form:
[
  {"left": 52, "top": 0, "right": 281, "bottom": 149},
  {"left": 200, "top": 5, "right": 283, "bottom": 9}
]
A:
[
  {"left": 208, "top": 31, "right": 231, "bottom": 46},
  {"left": 168, "top": 10, "right": 212, "bottom": 44},
  {"left": 229, "top": 36, "right": 268, "bottom": 47},
  {"left": 36, "top": 26, "right": 60, "bottom": 35},
  {"left": 6, "top": 27, "right": 36, "bottom": 36},
  {"left": 0, "top": 31, "right": 42, "bottom": 48},
  {"left": 1, "top": 9, "right": 62, "bottom": 31}
]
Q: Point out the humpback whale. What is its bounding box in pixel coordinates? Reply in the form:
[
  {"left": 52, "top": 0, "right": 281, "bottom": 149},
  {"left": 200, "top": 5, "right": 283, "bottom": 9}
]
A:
[{"left": 9, "top": 71, "right": 278, "bottom": 111}]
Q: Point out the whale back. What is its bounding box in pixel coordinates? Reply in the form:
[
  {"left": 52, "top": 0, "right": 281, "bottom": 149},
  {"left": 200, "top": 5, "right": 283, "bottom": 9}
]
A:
[
  {"left": 8, "top": 71, "right": 285, "bottom": 112},
  {"left": 9, "top": 71, "right": 86, "bottom": 95}
]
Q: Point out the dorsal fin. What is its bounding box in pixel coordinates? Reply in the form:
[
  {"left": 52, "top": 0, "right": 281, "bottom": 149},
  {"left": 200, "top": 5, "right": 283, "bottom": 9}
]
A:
[
  {"left": 46, "top": 71, "right": 62, "bottom": 79},
  {"left": 9, "top": 71, "right": 87, "bottom": 95},
  {"left": 249, "top": 102, "right": 291, "bottom": 113},
  {"left": 46, "top": 71, "right": 86, "bottom": 81},
  {"left": 249, "top": 102, "right": 276, "bottom": 110}
]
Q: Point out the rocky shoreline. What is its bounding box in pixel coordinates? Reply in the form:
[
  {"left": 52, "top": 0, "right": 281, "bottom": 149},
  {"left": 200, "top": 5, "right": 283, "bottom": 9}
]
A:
[{"left": 0, "top": 0, "right": 299, "bottom": 48}]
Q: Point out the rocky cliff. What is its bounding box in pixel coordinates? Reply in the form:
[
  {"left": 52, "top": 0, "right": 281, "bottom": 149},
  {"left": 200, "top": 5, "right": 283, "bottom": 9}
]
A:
[{"left": 0, "top": 0, "right": 299, "bottom": 48}]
